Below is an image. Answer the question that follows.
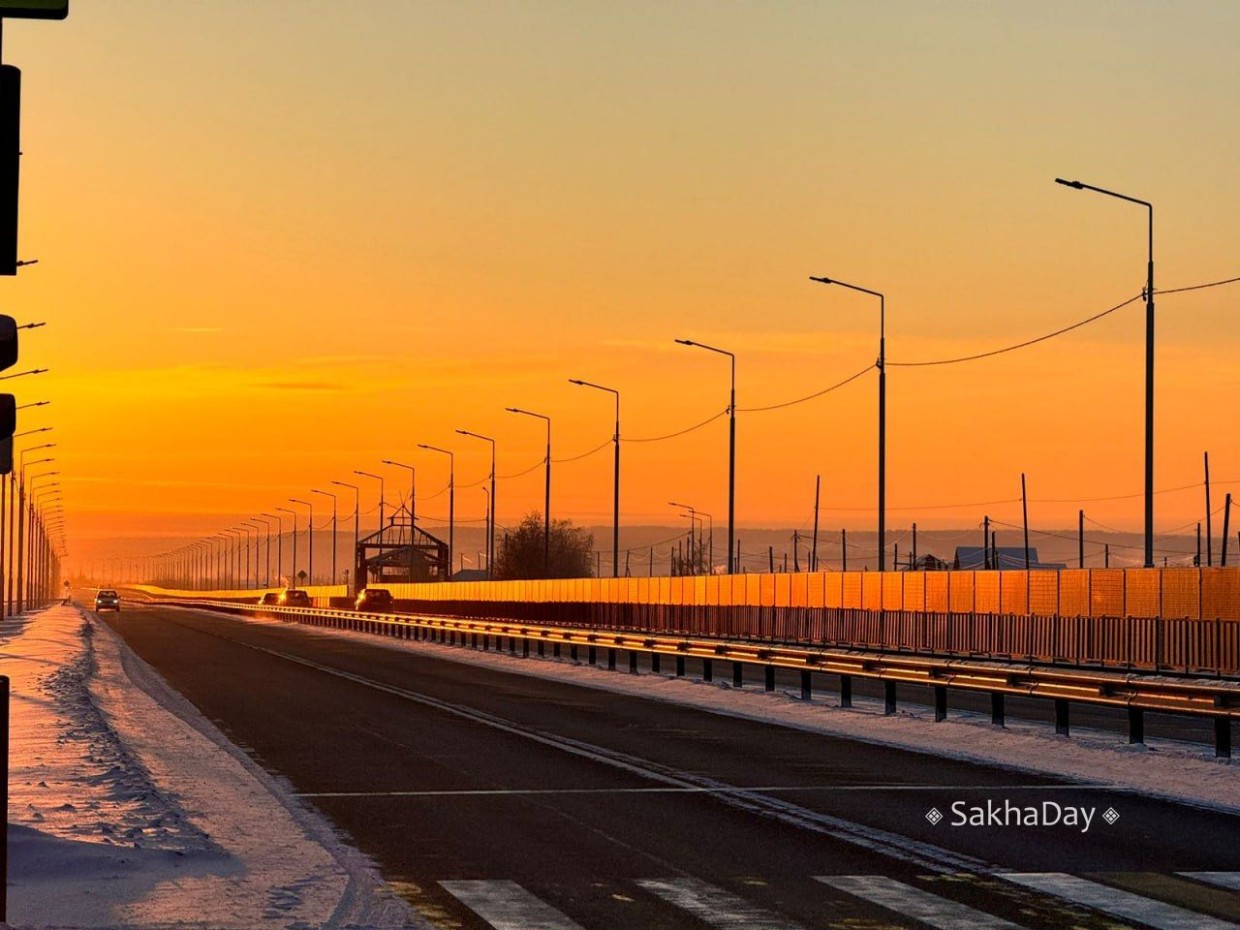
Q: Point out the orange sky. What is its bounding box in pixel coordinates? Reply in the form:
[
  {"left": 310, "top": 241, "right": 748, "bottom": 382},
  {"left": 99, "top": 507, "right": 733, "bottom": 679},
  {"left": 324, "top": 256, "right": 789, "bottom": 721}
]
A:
[{"left": 4, "top": 2, "right": 1238, "bottom": 568}]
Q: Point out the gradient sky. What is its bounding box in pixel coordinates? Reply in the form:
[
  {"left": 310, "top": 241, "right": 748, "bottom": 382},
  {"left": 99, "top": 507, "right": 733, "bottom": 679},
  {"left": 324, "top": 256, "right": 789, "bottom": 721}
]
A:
[{"left": 7, "top": 1, "right": 1240, "bottom": 565}]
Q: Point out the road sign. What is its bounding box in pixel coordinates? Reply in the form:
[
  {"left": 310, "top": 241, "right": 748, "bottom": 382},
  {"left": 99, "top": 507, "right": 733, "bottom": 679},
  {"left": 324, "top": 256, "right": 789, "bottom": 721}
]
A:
[{"left": 0, "top": 2, "right": 68, "bottom": 20}]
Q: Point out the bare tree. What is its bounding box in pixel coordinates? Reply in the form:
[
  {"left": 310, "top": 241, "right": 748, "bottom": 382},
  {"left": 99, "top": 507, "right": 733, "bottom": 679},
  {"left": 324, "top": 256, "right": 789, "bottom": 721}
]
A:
[{"left": 494, "top": 512, "right": 594, "bottom": 579}]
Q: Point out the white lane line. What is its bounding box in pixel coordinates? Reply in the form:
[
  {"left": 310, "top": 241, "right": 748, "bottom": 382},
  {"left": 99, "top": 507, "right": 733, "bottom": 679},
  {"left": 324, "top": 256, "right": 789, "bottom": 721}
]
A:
[
  {"left": 295, "top": 783, "right": 1108, "bottom": 798},
  {"left": 637, "top": 878, "right": 808, "bottom": 930},
  {"left": 815, "top": 875, "right": 1025, "bottom": 930},
  {"left": 440, "top": 880, "right": 587, "bottom": 930},
  {"left": 1004, "top": 873, "right": 1240, "bottom": 930},
  {"left": 234, "top": 639, "right": 991, "bottom": 874},
  {"left": 1179, "top": 873, "right": 1240, "bottom": 893}
]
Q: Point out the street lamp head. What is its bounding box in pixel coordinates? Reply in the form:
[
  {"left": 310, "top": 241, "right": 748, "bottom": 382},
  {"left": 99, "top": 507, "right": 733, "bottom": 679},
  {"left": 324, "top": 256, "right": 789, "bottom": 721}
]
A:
[
  {"left": 1055, "top": 178, "right": 1084, "bottom": 189},
  {"left": 505, "top": 407, "right": 520, "bottom": 414},
  {"left": 568, "top": 379, "right": 584, "bottom": 386},
  {"left": 808, "top": 275, "right": 834, "bottom": 285},
  {"left": 674, "top": 338, "right": 696, "bottom": 347}
]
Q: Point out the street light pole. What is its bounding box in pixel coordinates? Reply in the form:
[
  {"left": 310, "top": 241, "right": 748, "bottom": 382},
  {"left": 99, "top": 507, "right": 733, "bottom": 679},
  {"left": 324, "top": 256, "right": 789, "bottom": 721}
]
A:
[
  {"left": 417, "top": 445, "right": 455, "bottom": 580},
  {"left": 669, "top": 502, "right": 696, "bottom": 575},
  {"left": 457, "top": 430, "right": 496, "bottom": 576},
  {"left": 289, "top": 499, "right": 313, "bottom": 585},
  {"left": 809, "top": 275, "right": 887, "bottom": 571},
  {"left": 1055, "top": 177, "right": 1155, "bottom": 567},
  {"left": 329, "top": 481, "right": 360, "bottom": 592},
  {"left": 253, "top": 516, "right": 273, "bottom": 587},
  {"left": 275, "top": 507, "right": 298, "bottom": 587},
  {"left": 380, "top": 461, "right": 417, "bottom": 582},
  {"left": 261, "top": 513, "right": 283, "bottom": 585},
  {"left": 506, "top": 409, "right": 552, "bottom": 576},
  {"left": 675, "top": 340, "right": 736, "bottom": 573},
  {"left": 310, "top": 489, "right": 338, "bottom": 585},
  {"left": 354, "top": 470, "right": 385, "bottom": 536},
  {"left": 569, "top": 379, "right": 620, "bottom": 578}
]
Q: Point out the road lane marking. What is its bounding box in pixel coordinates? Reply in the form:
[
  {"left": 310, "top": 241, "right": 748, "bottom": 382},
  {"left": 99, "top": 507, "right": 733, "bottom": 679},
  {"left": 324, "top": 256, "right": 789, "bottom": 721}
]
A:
[
  {"left": 637, "top": 877, "right": 808, "bottom": 930},
  {"left": 1180, "top": 874, "right": 1240, "bottom": 893},
  {"left": 440, "top": 880, "right": 586, "bottom": 930},
  {"left": 815, "top": 875, "right": 1025, "bottom": 929},
  {"left": 296, "top": 783, "right": 1111, "bottom": 798},
  {"left": 1004, "top": 873, "right": 1239, "bottom": 930},
  {"left": 234, "top": 638, "right": 992, "bottom": 875}
]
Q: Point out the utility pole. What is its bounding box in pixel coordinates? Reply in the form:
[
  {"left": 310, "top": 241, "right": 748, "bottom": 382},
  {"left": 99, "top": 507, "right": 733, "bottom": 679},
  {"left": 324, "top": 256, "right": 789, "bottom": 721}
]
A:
[
  {"left": 1204, "top": 451, "right": 1213, "bottom": 567},
  {"left": 1021, "top": 473, "right": 1030, "bottom": 570},
  {"left": 811, "top": 474, "right": 820, "bottom": 572}
]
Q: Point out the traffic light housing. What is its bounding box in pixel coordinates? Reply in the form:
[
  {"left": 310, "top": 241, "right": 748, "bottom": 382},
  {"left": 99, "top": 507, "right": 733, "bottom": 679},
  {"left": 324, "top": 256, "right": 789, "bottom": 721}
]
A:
[{"left": 0, "top": 313, "right": 17, "bottom": 474}]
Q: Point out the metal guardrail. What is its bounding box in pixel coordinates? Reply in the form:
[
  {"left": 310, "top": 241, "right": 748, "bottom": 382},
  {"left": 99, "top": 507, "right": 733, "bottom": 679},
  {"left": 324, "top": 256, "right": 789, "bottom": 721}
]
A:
[{"left": 160, "top": 598, "right": 1239, "bottom": 758}]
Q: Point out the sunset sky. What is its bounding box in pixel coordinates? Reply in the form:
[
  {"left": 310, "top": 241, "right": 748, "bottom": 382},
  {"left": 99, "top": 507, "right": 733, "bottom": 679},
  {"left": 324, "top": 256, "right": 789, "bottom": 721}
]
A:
[{"left": 6, "top": 2, "right": 1239, "bottom": 568}]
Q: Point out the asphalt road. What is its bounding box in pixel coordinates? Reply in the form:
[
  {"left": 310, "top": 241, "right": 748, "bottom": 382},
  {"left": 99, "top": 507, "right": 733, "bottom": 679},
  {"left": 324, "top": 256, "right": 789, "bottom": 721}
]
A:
[{"left": 97, "top": 600, "right": 1240, "bottom": 930}]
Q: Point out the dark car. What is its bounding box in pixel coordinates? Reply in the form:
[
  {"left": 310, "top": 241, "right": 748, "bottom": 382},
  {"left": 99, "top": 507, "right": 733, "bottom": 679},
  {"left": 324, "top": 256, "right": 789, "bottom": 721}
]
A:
[
  {"left": 355, "top": 588, "right": 393, "bottom": 612},
  {"left": 94, "top": 589, "right": 120, "bottom": 611},
  {"left": 278, "top": 589, "right": 312, "bottom": 608},
  {"left": 259, "top": 592, "right": 281, "bottom": 606}
]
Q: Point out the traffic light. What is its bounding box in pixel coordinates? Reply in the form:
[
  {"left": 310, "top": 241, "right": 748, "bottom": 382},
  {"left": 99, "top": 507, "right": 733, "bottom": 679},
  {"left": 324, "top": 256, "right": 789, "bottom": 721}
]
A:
[
  {"left": 0, "top": 64, "right": 19, "bottom": 277},
  {"left": 0, "top": 314, "right": 17, "bottom": 474}
]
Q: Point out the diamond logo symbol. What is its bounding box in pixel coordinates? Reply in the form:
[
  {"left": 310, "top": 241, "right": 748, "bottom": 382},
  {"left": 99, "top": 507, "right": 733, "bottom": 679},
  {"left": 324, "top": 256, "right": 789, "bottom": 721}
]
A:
[
  {"left": 1103, "top": 807, "right": 1120, "bottom": 825},
  {"left": 926, "top": 807, "right": 943, "bottom": 825}
]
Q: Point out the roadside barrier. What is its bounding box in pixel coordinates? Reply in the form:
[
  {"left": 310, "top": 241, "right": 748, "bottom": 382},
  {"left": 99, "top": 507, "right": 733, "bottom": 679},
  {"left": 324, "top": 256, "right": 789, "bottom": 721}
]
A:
[{"left": 162, "top": 599, "right": 1238, "bottom": 759}]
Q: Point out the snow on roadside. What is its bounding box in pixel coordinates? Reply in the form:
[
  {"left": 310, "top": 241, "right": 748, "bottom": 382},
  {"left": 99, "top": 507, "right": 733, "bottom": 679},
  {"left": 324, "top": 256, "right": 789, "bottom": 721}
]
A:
[
  {"left": 1, "top": 604, "right": 420, "bottom": 930},
  {"left": 224, "top": 610, "right": 1238, "bottom": 814}
]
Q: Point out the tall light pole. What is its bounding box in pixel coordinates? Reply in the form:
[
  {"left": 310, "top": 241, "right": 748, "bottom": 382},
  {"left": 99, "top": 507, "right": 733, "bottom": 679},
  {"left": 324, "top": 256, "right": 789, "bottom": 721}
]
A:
[
  {"left": 380, "top": 460, "right": 416, "bottom": 582},
  {"left": 809, "top": 275, "right": 887, "bottom": 571},
  {"left": 221, "top": 529, "right": 240, "bottom": 588},
  {"left": 418, "top": 445, "right": 455, "bottom": 580},
  {"left": 569, "top": 379, "right": 620, "bottom": 578},
  {"left": 354, "top": 470, "right": 385, "bottom": 536},
  {"left": 253, "top": 515, "right": 273, "bottom": 587},
  {"left": 669, "top": 501, "right": 697, "bottom": 575},
  {"left": 289, "top": 498, "right": 313, "bottom": 585},
  {"left": 1055, "top": 177, "right": 1155, "bottom": 568},
  {"left": 330, "top": 481, "right": 360, "bottom": 592},
  {"left": 457, "top": 430, "right": 496, "bottom": 576},
  {"left": 506, "top": 408, "right": 552, "bottom": 576},
  {"left": 244, "top": 520, "right": 265, "bottom": 588},
  {"left": 261, "top": 513, "right": 283, "bottom": 585},
  {"left": 675, "top": 339, "right": 736, "bottom": 573},
  {"left": 275, "top": 507, "right": 298, "bottom": 586},
  {"left": 310, "top": 489, "right": 338, "bottom": 584}
]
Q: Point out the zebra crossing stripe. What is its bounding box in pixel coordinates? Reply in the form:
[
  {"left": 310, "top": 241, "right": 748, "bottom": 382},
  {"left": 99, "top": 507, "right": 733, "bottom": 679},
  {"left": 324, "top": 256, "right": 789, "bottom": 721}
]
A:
[
  {"left": 439, "top": 880, "right": 587, "bottom": 930},
  {"left": 1179, "top": 874, "right": 1240, "bottom": 894},
  {"left": 637, "top": 877, "right": 809, "bottom": 930},
  {"left": 814, "top": 874, "right": 1025, "bottom": 929},
  {"left": 1004, "top": 873, "right": 1240, "bottom": 930}
]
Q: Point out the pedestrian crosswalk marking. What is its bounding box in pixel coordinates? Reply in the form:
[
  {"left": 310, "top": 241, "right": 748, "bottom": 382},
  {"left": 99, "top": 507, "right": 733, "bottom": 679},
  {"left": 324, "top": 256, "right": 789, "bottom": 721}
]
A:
[
  {"left": 1004, "top": 872, "right": 1239, "bottom": 930},
  {"left": 815, "top": 874, "right": 1026, "bottom": 929},
  {"left": 637, "top": 877, "right": 809, "bottom": 930},
  {"left": 440, "top": 879, "right": 587, "bottom": 930}
]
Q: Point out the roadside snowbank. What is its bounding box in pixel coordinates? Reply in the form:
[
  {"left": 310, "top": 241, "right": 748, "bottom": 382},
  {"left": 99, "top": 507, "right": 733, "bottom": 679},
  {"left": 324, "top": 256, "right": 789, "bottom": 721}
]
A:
[
  {"left": 1, "top": 604, "right": 419, "bottom": 930},
  {"left": 233, "top": 612, "right": 1239, "bottom": 814}
]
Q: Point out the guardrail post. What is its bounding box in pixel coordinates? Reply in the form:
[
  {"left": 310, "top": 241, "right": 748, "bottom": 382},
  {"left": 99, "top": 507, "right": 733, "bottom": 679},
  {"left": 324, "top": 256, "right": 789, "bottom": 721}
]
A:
[
  {"left": 607, "top": 648, "right": 616, "bottom": 671},
  {"left": 991, "top": 693, "right": 1005, "bottom": 726},
  {"left": 764, "top": 666, "right": 775, "bottom": 692},
  {"left": 732, "top": 661, "right": 743, "bottom": 688},
  {"left": 1127, "top": 707, "right": 1145, "bottom": 744},
  {"left": 934, "top": 686, "right": 947, "bottom": 722},
  {"left": 522, "top": 638, "right": 530, "bottom": 658},
  {"left": 537, "top": 639, "right": 545, "bottom": 657},
  {"left": 800, "top": 670, "right": 812, "bottom": 701},
  {"left": 629, "top": 651, "right": 638, "bottom": 674},
  {"left": 1216, "top": 718, "right": 1232, "bottom": 759},
  {"left": 570, "top": 644, "right": 578, "bottom": 662},
  {"left": 553, "top": 642, "right": 561, "bottom": 658},
  {"left": 884, "top": 681, "right": 897, "bottom": 715},
  {"left": 839, "top": 675, "right": 852, "bottom": 708},
  {"left": 675, "top": 655, "right": 685, "bottom": 677},
  {"left": 1054, "top": 699, "right": 1070, "bottom": 736},
  {"left": 588, "top": 645, "right": 597, "bottom": 666},
  {"left": 651, "top": 653, "right": 661, "bottom": 673}
]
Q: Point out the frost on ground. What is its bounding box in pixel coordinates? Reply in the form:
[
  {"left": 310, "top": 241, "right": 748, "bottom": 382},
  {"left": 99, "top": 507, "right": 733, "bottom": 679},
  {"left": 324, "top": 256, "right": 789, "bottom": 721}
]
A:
[
  {"left": 243, "top": 611, "right": 1239, "bottom": 815},
  {"left": 0, "top": 605, "right": 420, "bottom": 930}
]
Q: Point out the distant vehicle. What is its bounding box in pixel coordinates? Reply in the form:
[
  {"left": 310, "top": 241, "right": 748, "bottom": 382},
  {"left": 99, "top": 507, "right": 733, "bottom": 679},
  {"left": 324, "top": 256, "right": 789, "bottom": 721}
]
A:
[
  {"left": 94, "top": 589, "right": 120, "bottom": 611},
  {"left": 355, "top": 588, "right": 393, "bottom": 612},
  {"left": 278, "top": 589, "right": 312, "bottom": 608},
  {"left": 258, "top": 592, "right": 281, "bottom": 606}
]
